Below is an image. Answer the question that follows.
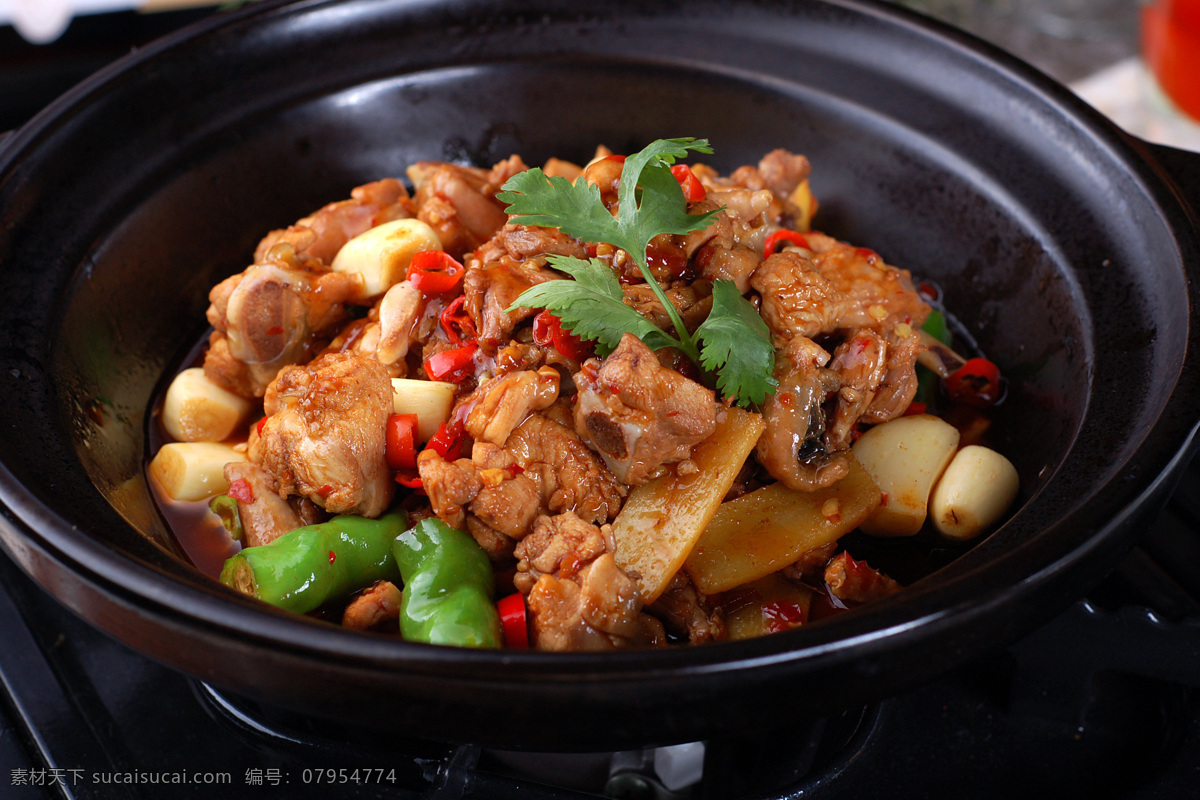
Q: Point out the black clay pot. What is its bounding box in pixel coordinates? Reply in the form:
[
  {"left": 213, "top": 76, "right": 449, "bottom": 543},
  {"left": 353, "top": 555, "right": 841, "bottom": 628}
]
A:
[{"left": 0, "top": 0, "right": 1198, "bottom": 751}]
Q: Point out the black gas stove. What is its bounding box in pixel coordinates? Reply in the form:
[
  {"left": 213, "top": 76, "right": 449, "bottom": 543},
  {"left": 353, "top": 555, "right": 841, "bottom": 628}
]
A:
[{"left": 3, "top": 5, "right": 1200, "bottom": 799}]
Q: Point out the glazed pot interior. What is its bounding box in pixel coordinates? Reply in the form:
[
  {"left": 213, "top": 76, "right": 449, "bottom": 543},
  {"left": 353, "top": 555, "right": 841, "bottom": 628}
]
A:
[{"left": 0, "top": 0, "right": 1195, "bottom": 748}]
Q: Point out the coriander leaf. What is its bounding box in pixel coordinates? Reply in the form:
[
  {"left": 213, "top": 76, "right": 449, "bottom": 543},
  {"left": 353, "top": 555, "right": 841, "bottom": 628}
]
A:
[
  {"left": 695, "top": 280, "right": 778, "bottom": 407},
  {"left": 497, "top": 170, "right": 620, "bottom": 246},
  {"left": 506, "top": 255, "right": 679, "bottom": 356}
]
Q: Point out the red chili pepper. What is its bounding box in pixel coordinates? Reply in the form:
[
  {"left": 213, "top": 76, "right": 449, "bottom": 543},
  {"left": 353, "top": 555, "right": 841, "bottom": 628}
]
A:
[
  {"left": 762, "top": 599, "right": 808, "bottom": 632},
  {"left": 531, "top": 309, "right": 592, "bottom": 361},
  {"left": 407, "top": 250, "right": 464, "bottom": 294},
  {"left": 426, "top": 420, "right": 465, "bottom": 461},
  {"left": 497, "top": 592, "right": 529, "bottom": 649},
  {"left": 423, "top": 342, "right": 478, "bottom": 383},
  {"left": 385, "top": 413, "right": 419, "bottom": 470},
  {"left": 395, "top": 469, "right": 423, "bottom": 489},
  {"left": 255, "top": 416, "right": 268, "bottom": 437},
  {"left": 328, "top": 551, "right": 337, "bottom": 565},
  {"left": 944, "top": 357, "right": 1003, "bottom": 408},
  {"left": 763, "top": 230, "right": 811, "bottom": 258},
  {"left": 227, "top": 478, "right": 254, "bottom": 503},
  {"left": 903, "top": 401, "right": 927, "bottom": 416},
  {"left": 670, "top": 164, "right": 705, "bottom": 203},
  {"left": 439, "top": 295, "right": 476, "bottom": 345}
]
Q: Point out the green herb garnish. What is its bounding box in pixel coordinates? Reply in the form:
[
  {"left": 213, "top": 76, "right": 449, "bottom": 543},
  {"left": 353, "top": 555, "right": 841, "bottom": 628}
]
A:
[{"left": 499, "top": 138, "right": 777, "bottom": 407}]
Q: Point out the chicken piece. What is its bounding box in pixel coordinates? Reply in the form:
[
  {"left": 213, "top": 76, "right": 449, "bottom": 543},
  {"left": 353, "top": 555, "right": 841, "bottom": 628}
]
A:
[
  {"left": 223, "top": 460, "right": 304, "bottom": 548},
  {"left": 825, "top": 330, "right": 889, "bottom": 450},
  {"left": 416, "top": 449, "right": 483, "bottom": 531},
  {"left": 750, "top": 250, "right": 853, "bottom": 345},
  {"left": 416, "top": 430, "right": 588, "bottom": 558},
  {"left": 252, "top": 352, "right": 395, "bottom": 517},
  {"left": 408, "top": 158, "right": 525, "bottom": 258},
  {"left": 755, "top": 149, "right": 814, "bottom": 199},
  {"left": 253, "top": 178, "right": 414, "bottom": 267},
  {"left": 463, "top": 367, "right": 561, "bottom": 446},
  {"left": 505, "top": 410, "right": 626, "bottom": 524},
  {"left": 824, "top": 551, "right": 903, "bottom": 605},
  {"left": 862, "top": 330, "right": 923, "bottom": 423},
  {"left": 621, "top": 283, "right": 713, "bottom": 334},
  {"left": 685, "top": 199, "right": 766, "bottom": 294},
  {"left": 491, "top": 223, "right": 588, "bottom": 262},
  {"left": 463, "top": 251, "right": 559, "bottom": 348},
  {"left": 824, "top": 327, "right": 925, "bottom": 450},
  {"left": 204, "top": 247, "right": 362, "bottom": 397},
  {"left": 466, "top": 443, "right": 543, "bottom": 548},
  {"left": 802, "top": 232, "right": 930, "bottom": 336},
  {"left": 780, "top": 541, "right": 840, "bottom": 585},
  {"left": 514, "top": 512, "right": 644, "bottom": 651},
  {"left": 341, "top": 580, "right": 402, "bottom": 631},
  {"left": 755, "top": 335, "right": 849, "bottom": 492},
  {"left": 573, "top": 334, "right": 719, "bottom": 485},
  {"left": 374, "top": 280, "right": 424, "bottom": 367},
  {"left": 648, "top": 572, "right": 727, "bottom": 645}
]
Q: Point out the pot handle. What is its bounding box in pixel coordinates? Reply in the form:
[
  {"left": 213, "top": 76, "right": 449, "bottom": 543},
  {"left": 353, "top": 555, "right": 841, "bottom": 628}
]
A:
[{"left": 1140, "top": 140, "right": 1200, "bottom": 236}]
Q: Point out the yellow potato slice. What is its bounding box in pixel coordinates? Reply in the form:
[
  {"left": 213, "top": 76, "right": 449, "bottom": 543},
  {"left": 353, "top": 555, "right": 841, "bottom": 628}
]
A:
[
  {"left": 684, "top": 456, "right": 881, "bottom": 595},
  {"left": 610, "top": 407, "right": 765, "bottom": 604}
]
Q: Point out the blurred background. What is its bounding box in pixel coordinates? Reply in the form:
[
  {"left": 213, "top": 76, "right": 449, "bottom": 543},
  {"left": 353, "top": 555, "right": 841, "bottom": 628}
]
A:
[{"left": 0, "top": 0, "right": 1197, "bottom": 146}]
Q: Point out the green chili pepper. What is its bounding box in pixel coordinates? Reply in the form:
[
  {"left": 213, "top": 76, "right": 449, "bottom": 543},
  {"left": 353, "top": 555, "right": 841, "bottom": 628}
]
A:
[
  {"left": 921, "top": 309, "right": 950, "bottom": 346},
  {"left": 209, "top": 495, "right": 243, "bottom": 541},
  {"left": 219, "top": 511, "right": 407, "bottom": 615},
  {"left": 393, "top": 518, "right": 501, "bottom": 648}
]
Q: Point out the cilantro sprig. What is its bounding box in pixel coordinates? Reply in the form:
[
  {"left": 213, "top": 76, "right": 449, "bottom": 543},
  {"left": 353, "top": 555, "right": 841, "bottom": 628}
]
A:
[{"left": 500, "top": 138, "right": 777, "bottom": 407}]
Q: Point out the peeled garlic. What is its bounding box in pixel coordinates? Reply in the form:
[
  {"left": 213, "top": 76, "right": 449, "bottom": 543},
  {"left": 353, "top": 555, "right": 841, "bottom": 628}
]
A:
[
  {"left": 162, "top": 367, "right": 252, "bottom": 443},
  {"left": 930, "top": 445, "right": 1019, "bottom": 540},
  {"left": 149, "top": 442, "right": 246, "bottom": 502},
  {"left": 331, "top": 218, "right": 442, "bottom": 300}
]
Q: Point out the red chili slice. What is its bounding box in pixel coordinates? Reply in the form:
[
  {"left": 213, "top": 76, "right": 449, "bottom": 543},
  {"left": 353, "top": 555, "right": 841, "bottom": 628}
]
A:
[
  {"left": 944, "top": 357, "right": 1003, "bottom": 407},
  {"left": 423, "top": 342, "right": 478, "bottom": 383},
  {"left": 407, "top": 250, "right": 464, "bottom": 294},
  {"left": 763, "top": 230, "right": 811, "bottom": 258},
  {"left": 439, "top": 295, "right": 476, "bottom": 345},
  {"left": 395, "top": 469, "right": 423, "bottom": 489},
  {"left": 227, "top": 478, "right": 254, "bottom": 503},
  {"left": 385, "top": 413, "right": 419, "bottom": 470},
  {"left": 497, "top": 592, "right": 529, "bottom": 649},
  {"left": 532, "top": 309, "right": 592, "bottom": 361},
  {"left": 426, "top": 420, "right": 465, "bottom": 461},
  {"left": 762, "top": 599, "right": 808, "bottom": 632},
  {"left": 670, "top": 164, "right": 705, "bottom": 203}
]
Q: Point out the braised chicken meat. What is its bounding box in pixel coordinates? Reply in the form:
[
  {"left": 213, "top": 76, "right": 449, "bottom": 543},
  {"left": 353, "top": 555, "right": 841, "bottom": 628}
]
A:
[{"left": 149, "top": 139, "right": 1018, "bottom": 651}]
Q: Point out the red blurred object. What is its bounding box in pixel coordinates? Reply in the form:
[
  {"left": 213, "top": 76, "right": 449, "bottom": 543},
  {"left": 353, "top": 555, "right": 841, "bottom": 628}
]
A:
[{"left": 1142, "top": 0, "right": 1200, "bottom": 122}]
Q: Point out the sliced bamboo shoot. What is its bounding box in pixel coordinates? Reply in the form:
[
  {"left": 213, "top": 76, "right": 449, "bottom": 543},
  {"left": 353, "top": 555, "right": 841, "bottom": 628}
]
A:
[
  {"left": 684, "top": 457, "right": 882, "bottom": 594},
  {"left": 610, "top": 407, "right": 765, "bottom": 604}
]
